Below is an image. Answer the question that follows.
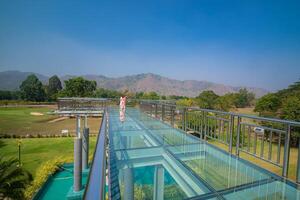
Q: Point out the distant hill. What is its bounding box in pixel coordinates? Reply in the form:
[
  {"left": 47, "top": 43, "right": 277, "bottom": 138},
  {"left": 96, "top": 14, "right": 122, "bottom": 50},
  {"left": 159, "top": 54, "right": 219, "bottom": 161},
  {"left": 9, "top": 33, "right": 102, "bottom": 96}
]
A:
[
  {"left": 0, "top": 71, "right": 48, "bottom": 90},
  {"left": 0, "top": 71, "right": 269, "bottom": 97}
]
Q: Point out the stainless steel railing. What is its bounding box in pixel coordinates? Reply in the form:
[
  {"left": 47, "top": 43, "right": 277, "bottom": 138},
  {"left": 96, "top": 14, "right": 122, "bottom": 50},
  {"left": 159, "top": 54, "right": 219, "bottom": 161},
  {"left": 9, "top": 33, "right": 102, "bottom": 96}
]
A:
[
  {"left": 139, "top": 100, "right": 300, "bottom": 183},
  {"left": 84, "top": 111, "right": 108, "bottom": 200}
]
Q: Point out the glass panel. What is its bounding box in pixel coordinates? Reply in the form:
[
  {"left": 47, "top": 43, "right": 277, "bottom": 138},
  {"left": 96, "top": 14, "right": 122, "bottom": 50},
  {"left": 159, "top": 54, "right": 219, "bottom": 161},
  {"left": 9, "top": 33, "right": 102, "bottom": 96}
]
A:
[{"left": 107, "top": 107, "right": 300, "bottom": 200}]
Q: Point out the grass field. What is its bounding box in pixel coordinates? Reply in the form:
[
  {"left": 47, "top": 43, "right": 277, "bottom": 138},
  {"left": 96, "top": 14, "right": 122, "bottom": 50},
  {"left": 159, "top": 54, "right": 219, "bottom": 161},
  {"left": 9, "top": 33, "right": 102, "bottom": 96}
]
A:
[
  {"left": 0, "top": 106, "right": 102, "bottom": 136},
  {"left": 0, "top": 106, "right": 101, "bottom": 177},
  {"left": 231, "top": 107, "right": 258, "bottom": 116},
  {"left": 0, "top": 137, "right": 97, "bottom": 176}
]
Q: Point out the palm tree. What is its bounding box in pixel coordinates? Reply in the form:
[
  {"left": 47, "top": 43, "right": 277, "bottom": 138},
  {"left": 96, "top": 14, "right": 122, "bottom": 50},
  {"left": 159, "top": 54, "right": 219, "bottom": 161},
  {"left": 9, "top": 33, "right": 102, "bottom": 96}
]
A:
[{"left": 0, "top": 157, "right": 33, "bottom": 199}]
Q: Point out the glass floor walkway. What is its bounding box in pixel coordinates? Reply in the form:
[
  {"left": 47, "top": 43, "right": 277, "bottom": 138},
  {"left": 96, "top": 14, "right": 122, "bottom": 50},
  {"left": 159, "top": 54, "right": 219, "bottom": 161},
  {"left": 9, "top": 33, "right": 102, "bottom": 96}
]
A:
[{"left": 107, "top": 108, "right": 299, "bottom": 200}]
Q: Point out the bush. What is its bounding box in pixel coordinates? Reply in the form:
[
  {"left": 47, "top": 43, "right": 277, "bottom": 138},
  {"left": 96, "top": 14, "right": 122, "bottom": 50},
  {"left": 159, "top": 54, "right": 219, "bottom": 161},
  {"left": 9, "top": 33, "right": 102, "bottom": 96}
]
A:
[{"left": 24, "top": 158, "right": 68, "bottom": 200}]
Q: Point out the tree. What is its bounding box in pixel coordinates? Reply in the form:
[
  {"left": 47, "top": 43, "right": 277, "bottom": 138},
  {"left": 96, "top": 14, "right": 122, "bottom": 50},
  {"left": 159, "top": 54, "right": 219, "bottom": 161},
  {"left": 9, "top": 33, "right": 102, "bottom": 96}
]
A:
[
  {"left": 62, "top": 77, "right": 97, "bottom": 97},
  {"left": 135, "top": 92, "right": 144, "bottom": 99},
  {"left": 281, "top": 96, "right": 300, "bottom": 122},
  {"left": 215, "top": 94, "right": 235, "bottom": 111},
  {"left": 19, "top": 75, "right": 46, "bottom": 101},
  {"left": 161, "top": 95, "right": 167, "bottom": 100},
  {"left": 176, "top": 98, "right": 194, "bottom": 107},
  {"left": 196, "top": 90, "right": 219, "bottom": 109},
  {"left": 0, "top": 158, "right": 33, "bottom": 199},
  {"left": 0, "top": 91, "right": 12, "bottom": 100},
  {"left": 48, "top": 75, "right": 62, "bottom": 100},
  {"left": 94, "top": 88, "right": 122, "bottom": 98},
  {"left": 254, "top": 93, "right": 281, "bottom": 116},
  {"left": 233, "top": 88, "right": 255, "bottom": 108},
  {"left": 255, "top": 80, "right": 300, "bottom": 147},
  {"left": 142, "top": 92, "right": 160, "bottom": 100}
]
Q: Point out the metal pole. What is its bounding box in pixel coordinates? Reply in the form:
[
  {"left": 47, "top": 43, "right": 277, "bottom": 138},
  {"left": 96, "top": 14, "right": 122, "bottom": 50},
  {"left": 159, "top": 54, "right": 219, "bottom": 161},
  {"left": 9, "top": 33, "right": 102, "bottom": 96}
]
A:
[
  {"left": 84, "top": 115, "right": 88, "bottom": 128},
  {"left": 74, "top": 115, "right": 82, "bottom": 192},
  {"left": 162, "top": 105, "right": 165, "bottom": 121},
  {"left": 204, "top": 111, "right": 207, "bottom": 141},
  {"left": 82, "top": 128, "right": 89, "bottom": 170},
  {"left": 74, "top": 137, "right": 82, "bottom": 191},
  {"left": 297, "top": 137, "right": 300, "bottom": 183},
  {"left": 155, "top": 104, "right": 158, "bottom": 118},
  {"left": 124, "top": 167, "right": 134, "bottom": 200},
  {"left": 282, "top": 124, "right": 291, "bottom": 177},
  {"left": 153, "top": 165, "right": 164, "bottom": 200},
  {"left": 171, "top": 108, "right": 175, "bottom": 127},
  {"left": 76, "top": 116, "right": 81, "bottom": 138},
  {"left": 236, "top": 116, "right": 241, "bottom": 156},
  {"left": 229, "top": 115, "right": 234, "bottom": 153},
  {"left": 82, "top": 116, "right": 89, "bottom": 170},
  {"left": 182, "top": 108, "right": 186, "bottom": 131}
]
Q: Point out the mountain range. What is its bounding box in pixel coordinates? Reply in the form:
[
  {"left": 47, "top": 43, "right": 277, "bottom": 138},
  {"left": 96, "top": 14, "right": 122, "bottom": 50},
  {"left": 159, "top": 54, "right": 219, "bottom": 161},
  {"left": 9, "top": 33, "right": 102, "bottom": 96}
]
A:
[{"left": 0, "top": 70, "right": 269, "bottom": 97}]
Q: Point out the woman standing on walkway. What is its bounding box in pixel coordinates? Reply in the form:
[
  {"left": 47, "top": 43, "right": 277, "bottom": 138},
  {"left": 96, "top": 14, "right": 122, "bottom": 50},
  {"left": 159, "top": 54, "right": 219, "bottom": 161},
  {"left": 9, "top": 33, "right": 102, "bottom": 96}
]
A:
[{"left": 119, "top": 95, "right": 126, "bottom": 122}]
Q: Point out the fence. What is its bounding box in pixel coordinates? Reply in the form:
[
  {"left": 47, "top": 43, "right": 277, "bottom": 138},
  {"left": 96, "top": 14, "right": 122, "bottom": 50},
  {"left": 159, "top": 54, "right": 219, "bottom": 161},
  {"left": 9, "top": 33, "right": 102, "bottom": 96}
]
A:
[{"left": 139, "top": 100, "right": 300, "bottom": 183}]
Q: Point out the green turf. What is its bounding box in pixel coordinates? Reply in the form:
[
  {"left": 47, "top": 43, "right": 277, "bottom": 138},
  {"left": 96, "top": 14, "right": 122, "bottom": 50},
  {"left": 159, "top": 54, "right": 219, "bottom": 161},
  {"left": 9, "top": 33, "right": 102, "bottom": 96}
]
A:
[
  {"left": 0, "top": 137, "right": 96, "bottom": 176},
  {"left": 0, "top": 107, "right": 56, "bottom": 134},
  {"left": 0, "top": 106, "right": 102, "bottom": 136}
]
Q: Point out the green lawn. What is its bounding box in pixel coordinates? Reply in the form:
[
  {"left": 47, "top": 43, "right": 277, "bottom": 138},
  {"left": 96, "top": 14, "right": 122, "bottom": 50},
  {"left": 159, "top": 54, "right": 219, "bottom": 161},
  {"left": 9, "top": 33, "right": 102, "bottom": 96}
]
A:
[
  {"left": 0, "top": 137, "right": 97, "bottom": 176},
  {"left": 0, "top": 106, "right": 102, "bottom": 136}
]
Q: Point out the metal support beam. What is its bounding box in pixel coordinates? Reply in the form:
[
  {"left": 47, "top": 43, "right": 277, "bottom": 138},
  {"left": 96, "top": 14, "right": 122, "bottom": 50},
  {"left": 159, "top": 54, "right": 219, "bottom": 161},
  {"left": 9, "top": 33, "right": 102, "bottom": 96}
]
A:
[
  {"left": 84, "top": 115, "right": 88, "bottom": 128},
  {"left": 76, "top": 116, "right": 81, "bottom": 138},
  {"left": 82, "top": 115, "right": 89, "bottom": 170},
  {"left": 82, "top": 128, "right": 89, "bottom": 170},
  {"left": 123, "top": 167, "right": 134, "bottom": 200},
  {"left": 74, "top": 137, "right": 82, "bottom": 192},
  {"left": 153, "top": 165, "right": 164, "bottom": 200}
]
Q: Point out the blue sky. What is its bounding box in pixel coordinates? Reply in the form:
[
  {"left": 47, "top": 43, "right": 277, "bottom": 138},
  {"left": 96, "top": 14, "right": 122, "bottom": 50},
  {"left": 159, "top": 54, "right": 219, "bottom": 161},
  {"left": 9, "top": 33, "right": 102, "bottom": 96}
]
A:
[{"left": 0, "top": 0, "right": 299, "bottom": 91}]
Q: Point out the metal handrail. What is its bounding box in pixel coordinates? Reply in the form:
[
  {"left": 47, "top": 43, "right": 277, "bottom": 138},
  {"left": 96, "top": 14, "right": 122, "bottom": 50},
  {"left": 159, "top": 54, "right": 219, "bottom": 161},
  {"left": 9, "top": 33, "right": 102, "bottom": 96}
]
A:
[
  {"left": 139, "top": 100, "right": 300, "bottom": 183},
  {"left": 183, "top": 106, "right": 300, "bottom": 127},
  {"left": 84, "top": 111, "right": 107, "bottom": 200}
]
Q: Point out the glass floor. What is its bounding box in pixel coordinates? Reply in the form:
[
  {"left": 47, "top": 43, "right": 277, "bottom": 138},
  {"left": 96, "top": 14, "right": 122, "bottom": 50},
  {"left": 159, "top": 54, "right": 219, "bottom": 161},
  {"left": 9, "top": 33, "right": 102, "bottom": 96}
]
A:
[{"left": 107, "top": 108, "right": 300, "bottom": 200}]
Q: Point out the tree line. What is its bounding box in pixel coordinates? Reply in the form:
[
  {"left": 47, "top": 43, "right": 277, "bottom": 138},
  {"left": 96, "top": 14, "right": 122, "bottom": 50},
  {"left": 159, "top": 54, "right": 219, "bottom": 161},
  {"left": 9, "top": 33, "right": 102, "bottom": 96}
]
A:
[
  {"left": 176, "top": 88, "right": 255, "bottom": 111},
  {"left": 254, "top": 80, "right": 300, "bottom": 146},
  {"left": 0, "top": 74, "right": 171, "bottom": 102}
]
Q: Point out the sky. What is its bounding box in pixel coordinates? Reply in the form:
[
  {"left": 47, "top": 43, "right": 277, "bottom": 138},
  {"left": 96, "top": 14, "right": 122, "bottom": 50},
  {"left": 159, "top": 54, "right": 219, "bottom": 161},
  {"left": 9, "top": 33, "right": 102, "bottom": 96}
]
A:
[{"left": 0, "top": 0, "right": 300, "bottom": 91}]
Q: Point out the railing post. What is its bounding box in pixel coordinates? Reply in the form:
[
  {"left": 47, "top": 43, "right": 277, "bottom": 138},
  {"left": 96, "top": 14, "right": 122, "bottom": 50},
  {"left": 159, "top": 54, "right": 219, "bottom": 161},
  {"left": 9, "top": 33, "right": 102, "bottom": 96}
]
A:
[
  {"left": 162, "top": 104, "right": 165, "bottom": 121},
  {"left": 204, "top": 111, "right": 207, "bottom": 141},
  {"left": 171, "top": 107, "right": 175, "bottom": 127},
  {"left": 155, "top": 103, "right": 158, "bottom": 118},
  {"left": 182, "top": 108, "right": 186, "bottom": 131},
  {"left": 297, "top": 137, "right": 300, "bottom": 183},
  {"left": 229, "top": 115, "right": 234, "bottom": 153},
  {"left": 236, "top": 116, "right": 241, "bottom": 156},
  {"left": 283, "top": 124, "right": 291, "bottom": 177}
]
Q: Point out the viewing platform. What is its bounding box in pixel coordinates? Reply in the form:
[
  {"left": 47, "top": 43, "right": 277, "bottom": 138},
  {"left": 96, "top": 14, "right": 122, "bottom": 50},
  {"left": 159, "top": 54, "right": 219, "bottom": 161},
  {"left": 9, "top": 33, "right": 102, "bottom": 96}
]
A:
[{"left": 40, "top": 99, "right": 300, "bottom": 200}]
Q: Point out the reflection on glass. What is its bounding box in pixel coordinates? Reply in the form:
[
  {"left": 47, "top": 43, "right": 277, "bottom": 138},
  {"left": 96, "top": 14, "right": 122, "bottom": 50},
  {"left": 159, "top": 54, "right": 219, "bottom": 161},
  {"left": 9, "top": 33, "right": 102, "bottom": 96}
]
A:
[{"left": 120, "top": 109, "right": 126, "bottom": 123}]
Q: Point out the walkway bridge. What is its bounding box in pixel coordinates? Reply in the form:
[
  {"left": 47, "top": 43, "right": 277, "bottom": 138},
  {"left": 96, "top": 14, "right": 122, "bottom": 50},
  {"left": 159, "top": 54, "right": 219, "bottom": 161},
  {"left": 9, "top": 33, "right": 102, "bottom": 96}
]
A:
[{"left": 55, "top": 98, "right": 300, "bottom": 200}]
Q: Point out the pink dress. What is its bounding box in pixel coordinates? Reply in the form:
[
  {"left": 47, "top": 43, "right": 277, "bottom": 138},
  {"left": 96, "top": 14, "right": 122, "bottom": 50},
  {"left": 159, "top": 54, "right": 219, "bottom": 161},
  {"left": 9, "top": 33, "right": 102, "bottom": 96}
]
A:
[
  {"left": 120, "top": 97, "right": 126, "bottom": 110},
  {"left": 119, "top": 97, "right": 126, "bottom": 122}
]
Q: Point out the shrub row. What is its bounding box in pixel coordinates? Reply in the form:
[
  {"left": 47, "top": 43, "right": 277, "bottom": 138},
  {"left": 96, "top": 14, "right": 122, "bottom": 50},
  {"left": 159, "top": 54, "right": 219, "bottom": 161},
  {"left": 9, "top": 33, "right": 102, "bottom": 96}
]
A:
[{"left": 24, "top": 157, "right": 72, "bottom": 200}]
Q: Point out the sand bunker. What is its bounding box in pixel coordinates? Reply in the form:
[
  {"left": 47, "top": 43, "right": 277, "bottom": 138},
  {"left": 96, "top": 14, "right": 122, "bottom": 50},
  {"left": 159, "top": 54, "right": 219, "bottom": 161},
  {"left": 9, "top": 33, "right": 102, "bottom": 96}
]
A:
[
  {"left": 30, "top": 112, "right": 44, "bottom": 116},
  {"left": 48, "top": 117, "right": 68, "bottom": 123}
]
